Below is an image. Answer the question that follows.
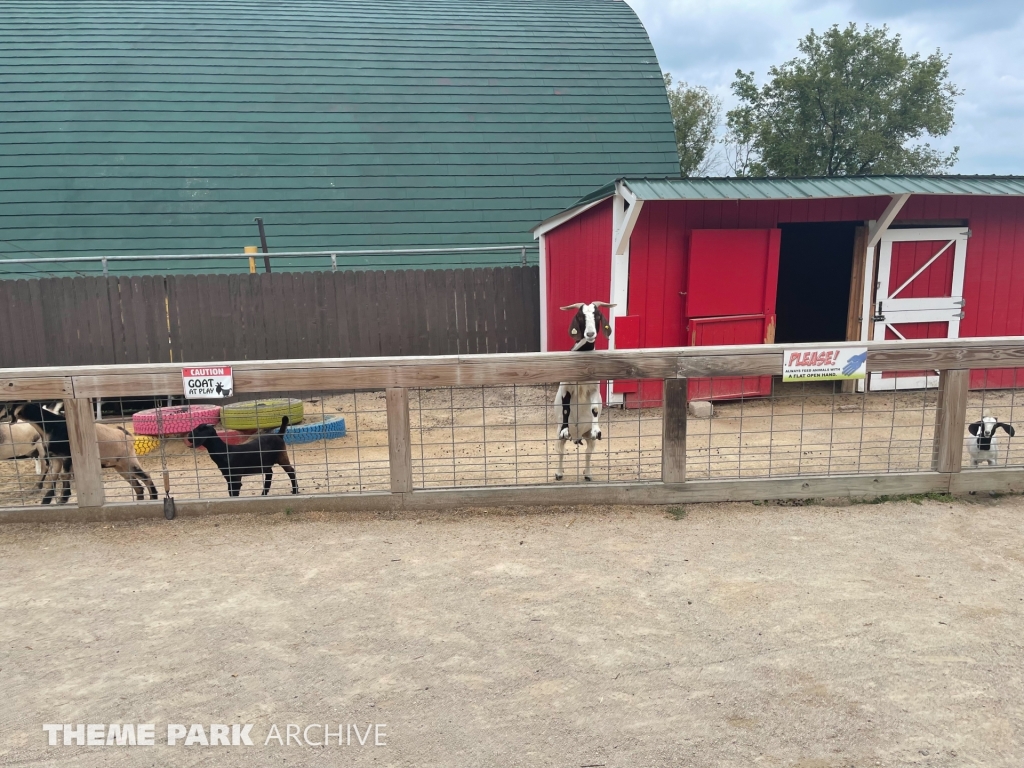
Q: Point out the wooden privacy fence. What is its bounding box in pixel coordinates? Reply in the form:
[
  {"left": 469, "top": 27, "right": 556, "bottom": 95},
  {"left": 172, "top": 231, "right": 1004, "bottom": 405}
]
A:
[
  {"left": 0, "top": 266, "right": 540, "bottom": 368},
  {"left": 1, "top": 336, "right": 1023, "bottom": 522}
]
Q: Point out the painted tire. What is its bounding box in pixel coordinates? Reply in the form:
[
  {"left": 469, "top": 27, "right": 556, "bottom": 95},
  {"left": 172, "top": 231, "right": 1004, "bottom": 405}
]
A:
[
  {"left": 283, "top": 416, "right": 347, "bottom": 445},
  {"left": 221, "top": 398, "right": 305, "bottom": 430},
  {"left": 215, "top": 427, "right": 251, "bottom": 446},
  {"left": 132, "top": 405, "right": 222, "bottom": 436},
  {"left": 133, "top": 435, "right": 161, "bottom": 456}
]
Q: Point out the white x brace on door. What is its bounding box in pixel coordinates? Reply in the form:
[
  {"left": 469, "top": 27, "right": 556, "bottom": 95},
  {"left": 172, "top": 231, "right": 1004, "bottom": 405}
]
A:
[{"left": 870, "top": 227, "right": 969, "bottom": 390}]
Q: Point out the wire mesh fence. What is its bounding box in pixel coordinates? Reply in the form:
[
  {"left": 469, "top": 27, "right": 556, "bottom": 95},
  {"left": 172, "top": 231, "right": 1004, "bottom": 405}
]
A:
[
  {"left": 686, "top": 377, "right": 942, "bottom": 480},
  {"left": 965, "top": 369, "right": 1024, "bottom": 469},
  {"left": 409, "top": 384, "right": 663, "bottom": 488},
  {"left": 0, "top": 371, "right": 1021, "bottom": 509}
]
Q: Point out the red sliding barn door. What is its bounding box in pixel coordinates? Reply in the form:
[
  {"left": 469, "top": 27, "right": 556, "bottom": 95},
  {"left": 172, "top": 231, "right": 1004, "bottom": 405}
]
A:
[{"left": 684, "top": 229, "right": 781, "bottom": 400}]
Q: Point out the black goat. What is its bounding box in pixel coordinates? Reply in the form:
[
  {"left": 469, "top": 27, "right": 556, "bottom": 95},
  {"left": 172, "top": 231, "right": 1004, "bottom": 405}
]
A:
[{"left": 186, "top": 417, "right": 298, "bottom": 497}]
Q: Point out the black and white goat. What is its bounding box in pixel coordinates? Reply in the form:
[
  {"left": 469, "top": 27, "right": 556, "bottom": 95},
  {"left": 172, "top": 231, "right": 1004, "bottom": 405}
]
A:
[
  {"left": 553, "top": 301, "right": 615, "bottom": 482},
  {"left": 967, "top": 416, "right": 1015, "bottom": 467}
]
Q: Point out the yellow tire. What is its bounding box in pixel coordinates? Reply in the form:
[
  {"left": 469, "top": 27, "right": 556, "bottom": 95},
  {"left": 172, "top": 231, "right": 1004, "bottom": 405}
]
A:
[
  {"left": 221, "top": 398, "right": 305, "bottom": 430},
  {"left": 134, "top": 435, "right": 160, "bottom": 456}
]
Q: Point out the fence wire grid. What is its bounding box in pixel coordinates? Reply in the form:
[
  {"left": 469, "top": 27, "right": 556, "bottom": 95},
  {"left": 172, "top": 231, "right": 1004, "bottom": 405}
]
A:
[{"left": 0, "top": 371, "right": 1021, "bottom": 509}]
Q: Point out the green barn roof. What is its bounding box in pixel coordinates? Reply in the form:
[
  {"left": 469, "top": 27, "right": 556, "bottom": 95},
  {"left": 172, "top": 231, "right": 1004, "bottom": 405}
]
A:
[{"left": 0, "top": 0, "right": 679, "bottom": 276}]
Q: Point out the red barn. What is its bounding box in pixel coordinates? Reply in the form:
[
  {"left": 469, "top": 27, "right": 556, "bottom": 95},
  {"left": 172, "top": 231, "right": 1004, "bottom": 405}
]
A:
[{"left": 533, "top": 176, "right": 1024, "bottom": 406}]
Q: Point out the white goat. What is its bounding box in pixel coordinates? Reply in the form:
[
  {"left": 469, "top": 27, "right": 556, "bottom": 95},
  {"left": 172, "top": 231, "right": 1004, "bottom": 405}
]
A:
[
  {"left": 554, "top": 301, "right": 615, "bottom": 482},
  {"left": 967, "top": 416, "right": 1015, "bottom": 467}
]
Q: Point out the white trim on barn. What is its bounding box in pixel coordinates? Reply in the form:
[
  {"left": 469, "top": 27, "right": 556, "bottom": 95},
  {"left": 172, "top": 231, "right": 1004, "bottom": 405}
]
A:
[
  {"left": 539, "top": 233, "right": 549, "bottom": 352},
  {"left": 858, "top": 193, "right": 912, "bottom": 392},
  {"left": 607, "top": 186, "right": 634, "bottom": 405},
  {"left": 532, "top": 196, "right": 612, "bottom": 239}
]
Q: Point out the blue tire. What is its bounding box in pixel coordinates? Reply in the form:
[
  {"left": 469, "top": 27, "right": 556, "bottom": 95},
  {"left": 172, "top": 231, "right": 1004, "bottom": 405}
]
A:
[{"left": 283, "top": 416, "right": 347, "bottom": 445}]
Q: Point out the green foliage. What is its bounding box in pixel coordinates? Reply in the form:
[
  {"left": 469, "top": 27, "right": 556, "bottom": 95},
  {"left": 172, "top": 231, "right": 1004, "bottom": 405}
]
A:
[
  {"left": 664, "top": 73, "right": 722, "bottom": 176},
  {"left": 666, "top": 506, "right": 690, "bottom": 520},
  {"left": 726, "top": 24, "right": 962, "bottom": 177}
]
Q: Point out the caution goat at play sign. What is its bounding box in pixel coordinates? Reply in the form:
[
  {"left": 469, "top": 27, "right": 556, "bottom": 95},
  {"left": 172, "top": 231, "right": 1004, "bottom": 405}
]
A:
[
  {"left": 782, "top": 348, "right": 867, "bottom": 382},
  {"left": 182, "top": 366, "right": 233, "bottom": 399}
]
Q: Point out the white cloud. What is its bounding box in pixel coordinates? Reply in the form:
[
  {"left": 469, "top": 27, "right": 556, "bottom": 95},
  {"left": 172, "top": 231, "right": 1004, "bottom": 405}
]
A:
[{"left": 627, "top": 0, "right": 1024, "bottom": 173}]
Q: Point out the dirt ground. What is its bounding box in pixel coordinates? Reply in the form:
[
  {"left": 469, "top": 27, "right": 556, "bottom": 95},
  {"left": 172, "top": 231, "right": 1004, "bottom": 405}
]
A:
[
  {"left": 1, "top": 495, "right": 1023, "bottom": 767},
  {"left": 1, "top": 384, "right": 1021, "bottom": 508}
]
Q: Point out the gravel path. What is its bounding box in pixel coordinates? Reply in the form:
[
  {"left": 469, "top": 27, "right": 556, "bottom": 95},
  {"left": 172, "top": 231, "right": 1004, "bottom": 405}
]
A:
[{"left": 1, "top": 495, "right": 1022, "bottom": 766}]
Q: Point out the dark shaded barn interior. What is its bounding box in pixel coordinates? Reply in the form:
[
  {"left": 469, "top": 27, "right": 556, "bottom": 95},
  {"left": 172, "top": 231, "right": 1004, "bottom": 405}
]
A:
[{"left": 774, "top": 222, "right": 858, "bottom": 344}]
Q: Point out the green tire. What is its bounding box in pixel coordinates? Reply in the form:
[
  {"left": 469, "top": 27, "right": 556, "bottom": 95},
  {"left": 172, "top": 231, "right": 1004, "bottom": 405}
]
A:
[{"left": 221, "top": 398, "right": 305, "bottom": 430}]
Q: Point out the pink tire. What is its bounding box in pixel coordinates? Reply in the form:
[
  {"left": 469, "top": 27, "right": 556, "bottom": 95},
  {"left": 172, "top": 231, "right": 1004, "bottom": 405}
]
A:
[{"left": 132, "top": 405, "right": 222, "bottom": 436}]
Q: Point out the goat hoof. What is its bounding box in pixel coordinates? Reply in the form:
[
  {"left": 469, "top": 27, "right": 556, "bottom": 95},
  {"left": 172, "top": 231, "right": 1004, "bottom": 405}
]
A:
[
  {"left": 554, "top": 473, "right": 563, "bottom": 481},
  {"left": 584, "top": 475, "right": 592, "bottom": 482},
  {"left": 969, "top": 490, "right": 977, "bottom": 495}
]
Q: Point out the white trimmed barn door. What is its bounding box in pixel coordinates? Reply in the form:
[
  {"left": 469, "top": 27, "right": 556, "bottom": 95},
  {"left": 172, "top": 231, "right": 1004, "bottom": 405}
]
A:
[{"left": 870, "top": 227, "right": 969, "bottom": 390}]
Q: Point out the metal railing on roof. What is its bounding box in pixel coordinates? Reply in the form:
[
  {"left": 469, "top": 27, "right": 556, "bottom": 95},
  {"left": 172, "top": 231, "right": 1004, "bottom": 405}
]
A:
[{"left": 0, "top": 244, "right": 539, "bottom": 278}]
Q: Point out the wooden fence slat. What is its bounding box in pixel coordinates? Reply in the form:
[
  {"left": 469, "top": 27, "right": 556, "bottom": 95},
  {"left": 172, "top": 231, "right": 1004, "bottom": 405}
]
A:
[
  {"left": 0, "top": 281, "right": 16, "bottom": 366},
  {"left": 525, "top": 265, "right": 540, "bottom": 353},
  {"left": 214, "top": 273, "right": 233, "bottom": 361},
  {"left": 315, "top": 272, "right": 334, "bottom": 358},
  {"left": 307, "top": 271, "right": 325, "bottom": 358},
  {"left": 257, "top": 273, "right": 276, "bottom": 360},
  {"left": 155, "top": 276, "right": 174, "bottom": 364},
  {"left": 246, "top": 274, "right": 266, "bottom": 361},
  {"left": 443, "top": 269, "right": 458, "bottom": 356},
  {"left": 413, "top": 269, "right": 430, "bottom": 356},
  {"left": 403, "top": 270, "right": 420, "bottom": 356},
  {"left": 454, "top": 268, "right": 470, "bottom": 355},
  {"left": 26, "top": 279, "right": 49, "bottom": 367},
  {"left": 424, "top": 270, "right": 443, "bottom": 356},
  {"left": 105, "top": 276, "right": 127, "bottom": 365},
  {"left": 281, "top": 272, "right": 302, "bottom": 359},
  {"left": 93, "top": 275, "right": 116, "bottom": 365},
  {"left": 75, "top": 277, "right": 100, "bottom": 367},
  {"left": 4, "top": 280, "right": 28, "bottom": 366},
  {"left": 335, "top": 272, "right": 356, "bottom": 360}
]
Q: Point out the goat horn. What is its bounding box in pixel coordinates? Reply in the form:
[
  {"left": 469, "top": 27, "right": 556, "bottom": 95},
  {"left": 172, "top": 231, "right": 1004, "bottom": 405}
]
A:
[
  {"left": 593, "top": 302, "right": 617, "bottom": 308},
  {"left": 559, "top": 303, "right": 585, "bottom": 311}
]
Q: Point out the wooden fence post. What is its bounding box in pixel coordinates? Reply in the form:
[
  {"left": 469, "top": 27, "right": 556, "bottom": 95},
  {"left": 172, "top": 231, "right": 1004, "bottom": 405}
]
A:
[
  {"left": 662, "top": 378, "right": 688, "bottom": 484},
  {"left": 64, "top": 398, "right": 105, "bottom": 508},
  {"left": 386, "top": 387, "right": 413, "bottom": 493},
  {"left": 932, "top": 369, "right": 970, "bottom": 473}
]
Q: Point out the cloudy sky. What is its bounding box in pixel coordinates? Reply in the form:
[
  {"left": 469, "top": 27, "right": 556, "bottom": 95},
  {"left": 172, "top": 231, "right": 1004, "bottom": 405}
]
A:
[{"left": 625, "top": 0, "right": 1024, "bottom": 175}]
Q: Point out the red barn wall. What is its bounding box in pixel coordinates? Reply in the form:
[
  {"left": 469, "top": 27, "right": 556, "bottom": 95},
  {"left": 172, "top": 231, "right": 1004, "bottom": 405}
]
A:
[
  {"left": 544, "top": 199, "right": 614, "bottom": 353},
  {"left": 545, "top": 194, "right": 1024, "bottom": 398}
]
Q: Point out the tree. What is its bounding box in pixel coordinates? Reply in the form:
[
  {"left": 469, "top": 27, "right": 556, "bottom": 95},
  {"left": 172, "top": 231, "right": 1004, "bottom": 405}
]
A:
[
  {"left": 664, "top": 74, "right": 721, "bottom": 177},
  {"left": 725, "top": 24, "right": 962, "bottom": 177}
]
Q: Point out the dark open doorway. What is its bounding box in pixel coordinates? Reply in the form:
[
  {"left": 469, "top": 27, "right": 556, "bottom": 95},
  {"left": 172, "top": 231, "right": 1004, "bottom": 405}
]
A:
[{"left": 774, "top": 222, "right": 858, "bottom": 344}]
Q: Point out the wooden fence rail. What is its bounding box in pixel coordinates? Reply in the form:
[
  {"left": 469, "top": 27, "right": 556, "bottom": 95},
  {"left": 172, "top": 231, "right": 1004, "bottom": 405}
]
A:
[
  {"left": 1, "top": 336, "right": 1023, "bottom": 522},
  {"left": 0, "top": 266, "right": 540, "bottom": 368}
]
